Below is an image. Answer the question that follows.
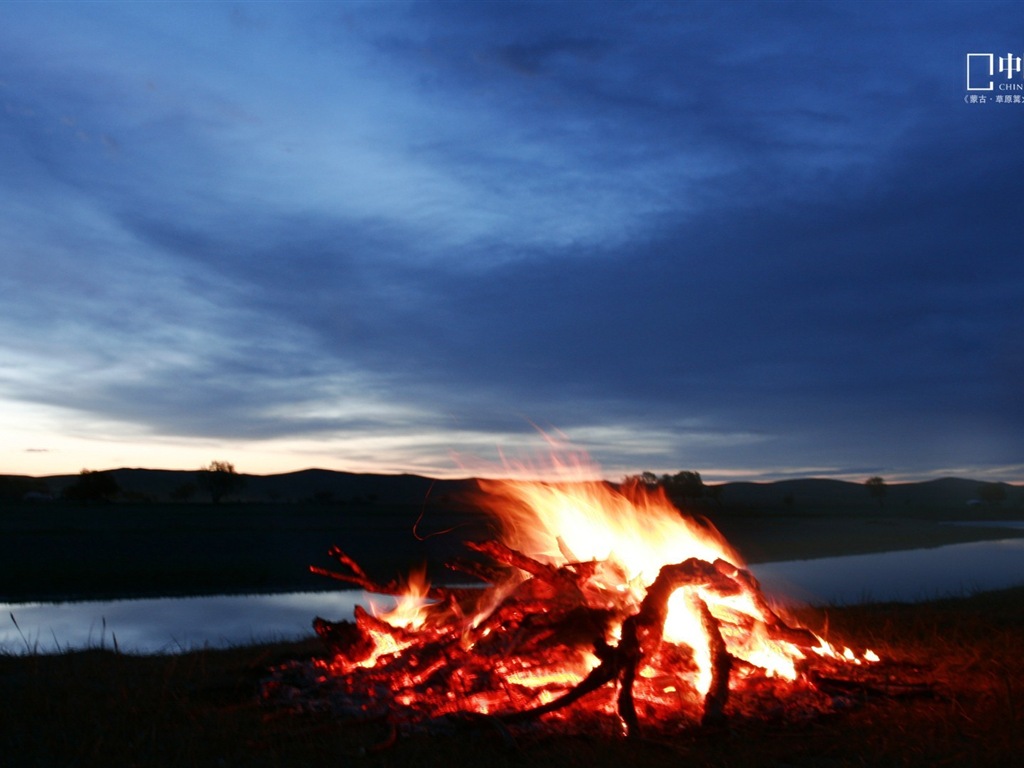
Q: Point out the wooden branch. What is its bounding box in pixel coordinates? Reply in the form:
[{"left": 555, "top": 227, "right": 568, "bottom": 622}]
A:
[
  {"left": 697, "top": 596, "right": 733, "bottom": 726},
  {"left": 444, "top": 556, "right": 510, "bottom": 585},
  {"left": 464, "top": 540, "right": 565, "bottom": 583},
  {"left": 310, "top": 545, "right": 448, "bottom": 600}
]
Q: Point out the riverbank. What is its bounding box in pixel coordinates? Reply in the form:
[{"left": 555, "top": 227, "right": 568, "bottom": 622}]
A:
[
  {"left": 2, "top": 585, "right": 1020, "bottom": 767},
  {"left": 3, "top": 498, "right": 1023, "bottom": 603}
]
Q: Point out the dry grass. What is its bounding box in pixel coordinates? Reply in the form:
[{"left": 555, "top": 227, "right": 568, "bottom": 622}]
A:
[{"left": 2, "top": 586, "right": 1021, "bottom": 767}]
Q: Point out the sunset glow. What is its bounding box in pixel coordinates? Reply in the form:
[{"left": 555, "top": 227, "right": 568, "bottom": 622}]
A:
[{"left": 1, "top": 3, "right": 1021, "bottom": 482}]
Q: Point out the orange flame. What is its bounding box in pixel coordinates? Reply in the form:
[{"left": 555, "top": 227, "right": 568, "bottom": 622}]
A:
[
  {"left": 325, "top": 453, "right": 877, "bottom": 715},
  {"left": 476, "top": 476, "right": 740, "bottom": 583},
  {"left": 476, "top": 476, "right": 738, "bottom": 692},
  {"left": 470, "top": 468, "right": 873, "bottom": 693},
  {"left": 371, "top": 565, "right": 433, "bottom": 630}
]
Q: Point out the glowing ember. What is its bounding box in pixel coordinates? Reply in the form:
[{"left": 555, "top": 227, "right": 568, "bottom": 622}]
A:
[
  {"left": 370, "top": 565, "right": 433, "bottom": 630},
  {"left": 289, "top": 464, "right": 879, "bottom": 734}
]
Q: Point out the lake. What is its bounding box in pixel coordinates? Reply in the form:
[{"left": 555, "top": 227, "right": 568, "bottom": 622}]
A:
[
  {"left": 2, "top": 590, "right": 372, "bottom": 655},
  {"left": 752, "top": 536, "right": 1024, "bottom": 606},
  {"left": 4, "top": 535, "right": 1024, "bottom": 654}
]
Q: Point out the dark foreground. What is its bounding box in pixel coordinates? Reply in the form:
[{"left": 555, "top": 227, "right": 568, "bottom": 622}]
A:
[{"left": 2, "top": 586, "right": 1021, "bottom": 767}]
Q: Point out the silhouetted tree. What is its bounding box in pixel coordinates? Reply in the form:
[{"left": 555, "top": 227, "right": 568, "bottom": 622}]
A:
[
  {"left": 63, "top": 469, "right": 120, "bottom": 503},
  {"left": 197, "top": 461, "right": 244, "bottom": 503},
  {"left": 622, "top": 471, "right": 659, "bottom": 489},
  {"left": 865, "top": 476, "right": 886, "bottom": 508},
  {"left": 661, "top": 471, "right": 705, "bottom": 504}
]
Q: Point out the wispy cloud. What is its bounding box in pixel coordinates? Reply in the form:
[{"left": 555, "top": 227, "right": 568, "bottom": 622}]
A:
[{"left": 0, "top": 2, "right": 1021, "bottom": 480}]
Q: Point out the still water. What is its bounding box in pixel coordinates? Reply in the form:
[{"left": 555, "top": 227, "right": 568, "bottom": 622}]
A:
[
  {"left": 3, "top": 537, "right": 1024, "bottom": 654},
  {"left": 1, "top": 590, "right": 373, "bottom": 655},
  {"left": 752, "top": 537, "right": 1024, "bottom": 606}
]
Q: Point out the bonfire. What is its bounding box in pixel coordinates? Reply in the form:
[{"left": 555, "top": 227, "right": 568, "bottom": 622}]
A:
[{"left": 264, "top": 463, "right": 890, "bottom": 738}]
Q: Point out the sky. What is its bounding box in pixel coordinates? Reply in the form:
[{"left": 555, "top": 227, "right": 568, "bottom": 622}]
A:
[{"left": 1, "top": 1, "right": 1022, "bottom": 483}]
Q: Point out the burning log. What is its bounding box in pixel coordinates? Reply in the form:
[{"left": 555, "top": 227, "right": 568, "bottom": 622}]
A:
[
  {"left": 264, "top": 471, "right": 888, "bottom": 739},
  {"left": 309, "top": 545, "right": 450, "bottom": 602},
  {"left": 493, "top": 558, "right": 807, "bottom": 735}
]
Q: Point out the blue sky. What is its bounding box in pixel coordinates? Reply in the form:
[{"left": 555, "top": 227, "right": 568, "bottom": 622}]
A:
[{"left": 2, "top": 1, "right": 1022, "bottom": 482}]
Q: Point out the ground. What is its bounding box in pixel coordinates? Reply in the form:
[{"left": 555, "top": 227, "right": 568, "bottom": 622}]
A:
[
  {"left": 1, "top": 586, "right": 1021, "bottom": 766},
  {"left": 1, "top": 487, "right": 1022, "bottom": 765}
]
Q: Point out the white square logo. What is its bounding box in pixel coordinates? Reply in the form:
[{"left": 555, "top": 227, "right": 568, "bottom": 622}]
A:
[{"left": 966, "top": 53, "right": 994, "bottom": 91}]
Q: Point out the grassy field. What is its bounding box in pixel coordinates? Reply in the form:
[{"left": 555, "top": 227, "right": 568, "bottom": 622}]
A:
[{"left": 1, "top": 585, "right": 1021, "bottom": 767}]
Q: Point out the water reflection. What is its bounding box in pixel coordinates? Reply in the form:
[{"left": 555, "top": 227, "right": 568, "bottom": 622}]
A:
[
  {"left": 751, "top": 537, "right": 1024, "bottom": 606},
  {"left": 2, "top": 591, "right": 371, "bottom": 655},
  {"left": 4, "top": 537, "right": 1024, "bottom": 654}
]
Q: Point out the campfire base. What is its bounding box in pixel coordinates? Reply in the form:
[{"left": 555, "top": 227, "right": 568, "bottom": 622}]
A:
[
  {"left": 263, "top": 546, "right": 927, "bottom": 741},
  {"left": 261, "top": 653, "right": 933, "bottom": 744}
]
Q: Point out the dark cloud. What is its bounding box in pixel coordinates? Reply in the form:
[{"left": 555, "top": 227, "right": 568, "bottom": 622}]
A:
[{"left": 1, "top": 1, "right": 1022, "bottom": 478}]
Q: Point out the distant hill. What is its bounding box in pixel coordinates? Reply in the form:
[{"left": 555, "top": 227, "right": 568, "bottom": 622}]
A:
[
  {"left": 705, "top": 476, "right": 1024, "bottom": 516},
  {"left": 2, "top": 468, "right": 1021, "bottom": 515},
  {"left": 6, "top": 467, "right": 476, "bottom": 506}
]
